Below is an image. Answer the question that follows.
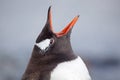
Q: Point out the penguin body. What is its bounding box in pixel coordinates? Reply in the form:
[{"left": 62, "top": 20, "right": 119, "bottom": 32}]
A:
[
  {"left": 22, "top": 6, "right": 91, "bottom": 80},
  {"left": 51, "top": 57, "right": 91, "bottom": 80}
]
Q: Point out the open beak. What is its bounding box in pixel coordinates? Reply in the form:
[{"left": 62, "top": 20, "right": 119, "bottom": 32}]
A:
[{"left": 48, "top": 6, "right": 79, "bottom": 37}]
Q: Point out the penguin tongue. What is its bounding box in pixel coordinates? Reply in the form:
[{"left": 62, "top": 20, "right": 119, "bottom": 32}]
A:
[{"left": 55, "top": 15, "right": 79, "bottom": 37}]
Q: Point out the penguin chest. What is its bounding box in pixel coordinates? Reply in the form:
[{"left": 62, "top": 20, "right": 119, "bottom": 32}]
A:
[{"left": 50, "top": 57, "right": 91, "bottom": 80}]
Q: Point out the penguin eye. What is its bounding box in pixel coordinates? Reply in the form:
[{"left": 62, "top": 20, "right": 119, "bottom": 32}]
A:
[{"left": 50, "top": 38, "right": 54, "bottom": 45}]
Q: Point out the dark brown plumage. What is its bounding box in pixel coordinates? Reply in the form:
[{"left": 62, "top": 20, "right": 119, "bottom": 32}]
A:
[{"left": 22, "top": 6, "right": 79, "bottom": 80}]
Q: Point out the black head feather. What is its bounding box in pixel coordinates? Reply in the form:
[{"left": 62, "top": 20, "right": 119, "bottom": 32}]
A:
[{"left": 22, "top": 6, "right": 79, "bottom": 80}]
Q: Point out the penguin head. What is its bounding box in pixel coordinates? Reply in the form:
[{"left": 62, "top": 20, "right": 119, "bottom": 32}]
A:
[{"left": 35, "top": 6, "right": 79, "bottom": 55}]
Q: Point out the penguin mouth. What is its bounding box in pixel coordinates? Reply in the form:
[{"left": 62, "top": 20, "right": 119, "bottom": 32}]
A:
[{"left": 48, "top": 7, "right": 79, "bottom": 37}]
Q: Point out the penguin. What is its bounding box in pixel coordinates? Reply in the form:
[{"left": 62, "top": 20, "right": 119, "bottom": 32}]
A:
[{"left": 22, "top": 6, "right": 91, "bottom": 80}]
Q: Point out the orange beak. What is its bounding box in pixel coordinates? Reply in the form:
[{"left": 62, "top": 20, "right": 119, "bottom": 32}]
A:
[{"left": 48, "top": 7, "right": 79, "bottom": 37}]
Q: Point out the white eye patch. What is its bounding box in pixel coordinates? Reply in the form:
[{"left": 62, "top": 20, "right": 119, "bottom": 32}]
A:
[{"left": 36, "top": 39, "right": 51, "bottom": 50}]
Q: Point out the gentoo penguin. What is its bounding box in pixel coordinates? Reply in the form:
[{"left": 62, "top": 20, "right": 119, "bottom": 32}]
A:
[{"left": 22, "top": 6, "right": 91, "bottom": 80}]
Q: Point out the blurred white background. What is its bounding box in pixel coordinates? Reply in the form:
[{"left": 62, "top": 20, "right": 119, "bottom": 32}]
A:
[{"left": 0, "top": 0, "right": 120, "bottom": 80}]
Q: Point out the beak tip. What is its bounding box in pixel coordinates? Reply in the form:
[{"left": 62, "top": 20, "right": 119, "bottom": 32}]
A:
[
  {"left": 49, "top": 6, "right": 52, "bottom": 11},
  {"left": 47, "top": 6, "right": 52, "bottom": 20}
]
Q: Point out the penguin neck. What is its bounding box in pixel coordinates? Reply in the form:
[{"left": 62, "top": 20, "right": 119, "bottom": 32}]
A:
[
  {"left": 23, "top": 40, "right": 76, "bottom": 77},
  {"left": 53, "top": 38, "right": 74, "bottom": 54}
]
